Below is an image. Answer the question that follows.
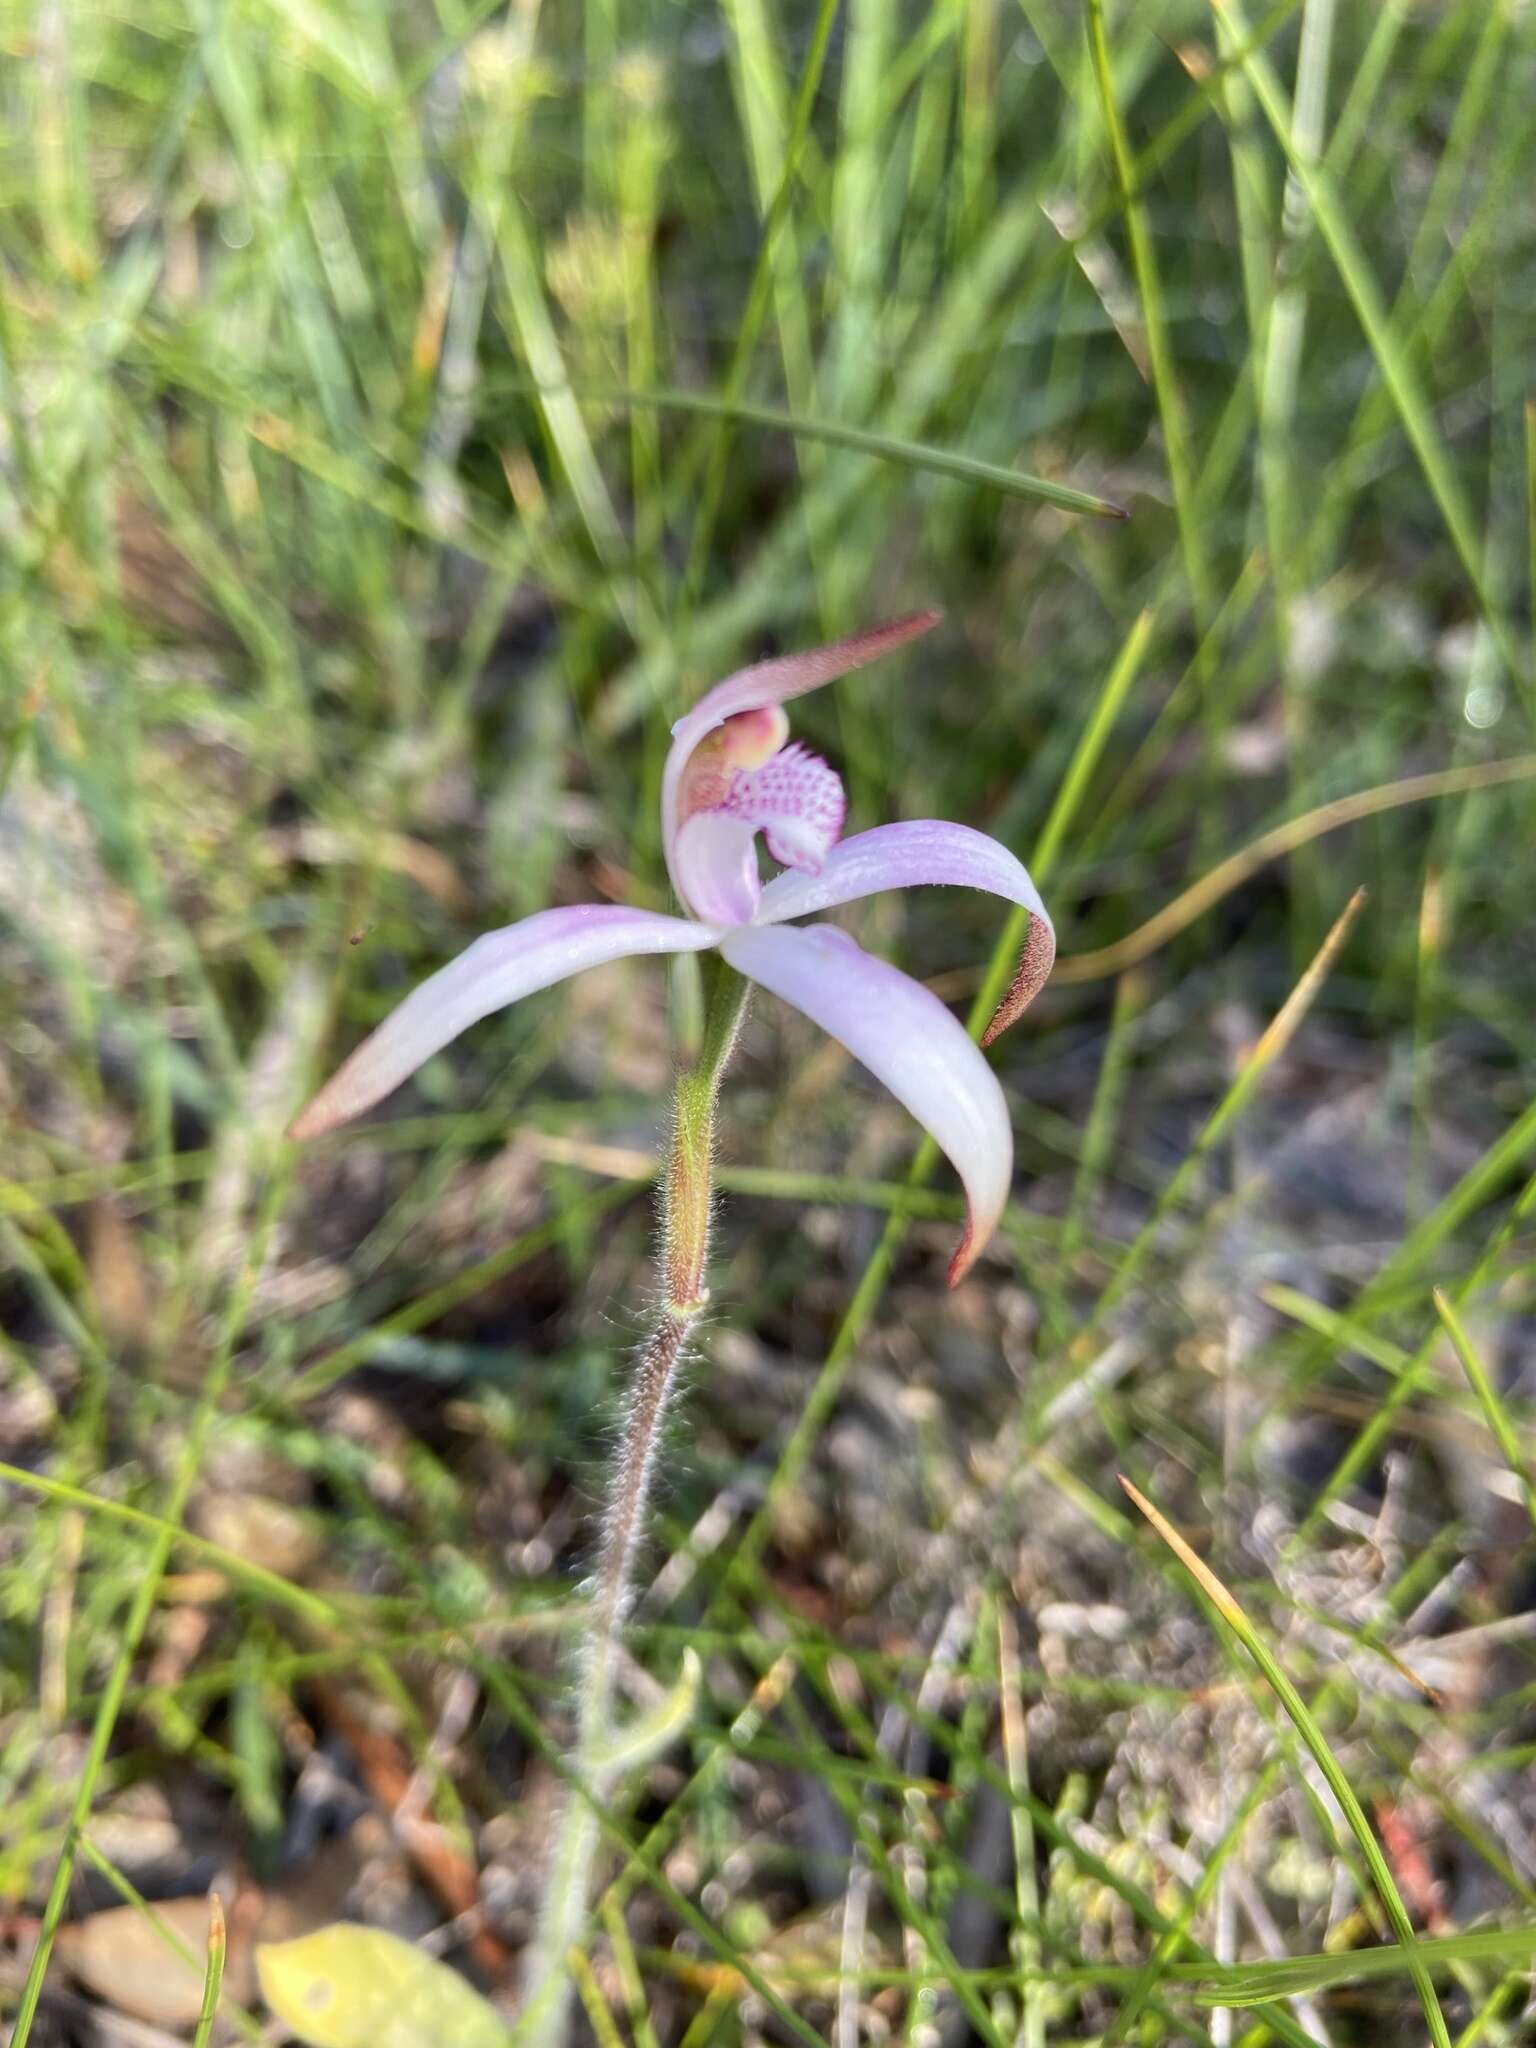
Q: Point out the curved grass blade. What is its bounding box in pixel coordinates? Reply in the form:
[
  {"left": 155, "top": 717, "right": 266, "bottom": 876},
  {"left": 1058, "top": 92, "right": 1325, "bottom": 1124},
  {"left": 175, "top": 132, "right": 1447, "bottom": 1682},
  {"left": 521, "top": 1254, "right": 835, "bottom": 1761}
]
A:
[
  {"left": 1121, "top": 1477, "right": 1452, "bottom": 2047},
  {"left": 1434, "top": 1288, "right": 1536, "bottom": 1533},
  {"left": 1057, "top": 754, "right": 1536, "bottom": 982},
  {"left": 1181, "top": 1922, "right": 1536, "bottom": 2008},
  {"left": 489, "top": 377, "right": 1127, "bottom": 519}
]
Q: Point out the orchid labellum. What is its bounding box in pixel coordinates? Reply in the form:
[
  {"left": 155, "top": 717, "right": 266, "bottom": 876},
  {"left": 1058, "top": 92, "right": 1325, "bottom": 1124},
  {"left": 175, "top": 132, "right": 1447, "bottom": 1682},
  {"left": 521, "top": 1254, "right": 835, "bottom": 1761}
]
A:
[{"left": 292, "top": 611, "right": 1054, "bottom": 1283}]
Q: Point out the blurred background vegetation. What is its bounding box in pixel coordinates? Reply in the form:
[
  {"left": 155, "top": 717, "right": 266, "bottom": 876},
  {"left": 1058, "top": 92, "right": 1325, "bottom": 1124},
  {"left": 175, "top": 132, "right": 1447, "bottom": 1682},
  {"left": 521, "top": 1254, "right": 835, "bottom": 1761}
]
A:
[{"left": 3, "top": 0, "right": 1536, "bottom": 2040}]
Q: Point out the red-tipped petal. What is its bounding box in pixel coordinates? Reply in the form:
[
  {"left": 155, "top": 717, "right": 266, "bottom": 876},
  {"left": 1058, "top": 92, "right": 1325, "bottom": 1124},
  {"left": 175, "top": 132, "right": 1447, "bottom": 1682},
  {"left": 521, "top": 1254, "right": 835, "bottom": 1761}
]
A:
[
  {"left": 946, "top": 1218, "right": 980, "bottom": 1290},
  {"left": 981, "top": 910, "right": 1057, "bottom": 1048}
]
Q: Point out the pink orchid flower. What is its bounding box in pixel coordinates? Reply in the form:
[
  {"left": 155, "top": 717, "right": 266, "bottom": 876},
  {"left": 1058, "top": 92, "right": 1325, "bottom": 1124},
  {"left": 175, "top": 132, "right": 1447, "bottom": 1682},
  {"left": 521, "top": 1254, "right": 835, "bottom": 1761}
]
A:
[{"left": 291, "top": 612, "right": 1054, "bottom": 1284}]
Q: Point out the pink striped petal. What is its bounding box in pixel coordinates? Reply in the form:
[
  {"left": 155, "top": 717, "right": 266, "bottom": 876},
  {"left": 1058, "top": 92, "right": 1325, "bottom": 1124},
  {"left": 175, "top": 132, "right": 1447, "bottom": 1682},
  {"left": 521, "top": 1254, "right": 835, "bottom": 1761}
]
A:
[
  {"left": 291, "top": 905, "right": 718, "bottom": 1140},
  {"left": 753, "top": 819, "right": 1056, "bottom": 1045},
  {"left": 717, "top": 921, "right": 1012, "bottom": 1286},
  {"left": 661, "top": 612, "right": 941, "bottom": 914}
]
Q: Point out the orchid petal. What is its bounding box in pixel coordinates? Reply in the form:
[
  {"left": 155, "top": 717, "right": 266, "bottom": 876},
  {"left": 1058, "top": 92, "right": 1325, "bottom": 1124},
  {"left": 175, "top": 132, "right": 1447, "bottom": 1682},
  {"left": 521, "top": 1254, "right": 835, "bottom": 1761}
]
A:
[
  {"left": 754, "top": 820, "right": 1056, "bottom": 1044},
  {"left": 723, "top": 742, "right": 846, "bottom": 875},
  {"left": 717, "top": 921, "right": 1011, "bottom": 1286},
  {"left": 661, "top": 612, "right": 941, "bottom": 912},
  {"left": 291, "top": 905, "right": 718, "bottom": 1140},
  {"left": 755, "top": 819, "right": 1047, "bottom": 924}
]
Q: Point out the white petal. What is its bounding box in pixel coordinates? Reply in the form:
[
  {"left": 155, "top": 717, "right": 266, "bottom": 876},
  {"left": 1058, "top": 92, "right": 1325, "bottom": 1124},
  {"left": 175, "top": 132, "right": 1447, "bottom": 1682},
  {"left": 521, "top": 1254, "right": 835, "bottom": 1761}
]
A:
[
  {"left": 754, "top": 820, "right": 1055, "bottom": 1044},
  {"left": 291, "top": 905, "right": 717, "bottom": 1139},
  {"left": 755, "top": 818, "right": 1048, "bottom": 925},
  {"left": 718, "top": 921, "right": 1012, "bottom": 1285}
]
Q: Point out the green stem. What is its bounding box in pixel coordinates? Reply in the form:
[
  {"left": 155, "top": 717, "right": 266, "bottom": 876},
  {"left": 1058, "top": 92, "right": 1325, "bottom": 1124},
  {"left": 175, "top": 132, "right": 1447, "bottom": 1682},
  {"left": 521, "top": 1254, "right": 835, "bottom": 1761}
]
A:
[{"left": 519, "top": 955, "right": 749, "bottom": 2044}]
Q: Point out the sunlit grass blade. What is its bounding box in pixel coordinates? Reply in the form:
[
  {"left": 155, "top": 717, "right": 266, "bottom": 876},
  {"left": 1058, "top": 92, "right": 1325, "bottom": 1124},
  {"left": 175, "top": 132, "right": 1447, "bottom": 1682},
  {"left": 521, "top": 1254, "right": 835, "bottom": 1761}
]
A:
[
  {"left": 491, "top": 203, "right": 629, "bottom": 579},
  {"left": 1025, "top": 607, "right": 1155, "bottom": 889},
  {"left": 1057, "top": 755, "right": 1536, "bottom": 982},
  {"left": 0, "top": 1460, "right": 341, "bottom": 1630},
  {"left": 678, "top": 0, "right": 840, "bottom": 601},
  {"left": 718, "top": 0, "right": 822, "bottom": 445},
  {"left": 826, "top": 0, "right": 897, "bottom": 404},
  {"left": 1120, "top": 1476, "right": 1453, "bottom": 2047},
  {"left": 1260, "top": 1282, "right": 1413, "bottom": 1381},
  {"left": 569, "top": 1944, "right": 629, "bottom": 2048},
  {"left": 1304, "top": 4, "right": 1515, "bottom": 593},
  {"left": 1177, "top": 1922, "right": 1536, "bottom": 2008},
  {"left": 1434, "top": 1287, "right": 1536, "bottom": 1533},
  {"left": 600, "top": 1896, "right": 663, "bottom": 2048}
]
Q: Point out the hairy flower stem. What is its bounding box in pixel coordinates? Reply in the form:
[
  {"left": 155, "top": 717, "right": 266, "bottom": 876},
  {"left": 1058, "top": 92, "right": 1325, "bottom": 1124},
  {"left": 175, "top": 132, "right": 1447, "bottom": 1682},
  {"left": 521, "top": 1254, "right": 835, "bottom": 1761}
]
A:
[{"left": 520, "top": 956, "right": 750, "bottom": 2043}]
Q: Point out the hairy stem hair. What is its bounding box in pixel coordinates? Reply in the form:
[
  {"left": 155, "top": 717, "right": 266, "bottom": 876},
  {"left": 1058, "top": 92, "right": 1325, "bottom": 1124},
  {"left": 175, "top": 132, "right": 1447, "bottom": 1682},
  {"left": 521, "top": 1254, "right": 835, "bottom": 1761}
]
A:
[{"left": 519, "top": 954, "right": 750, "bottom": 2043}]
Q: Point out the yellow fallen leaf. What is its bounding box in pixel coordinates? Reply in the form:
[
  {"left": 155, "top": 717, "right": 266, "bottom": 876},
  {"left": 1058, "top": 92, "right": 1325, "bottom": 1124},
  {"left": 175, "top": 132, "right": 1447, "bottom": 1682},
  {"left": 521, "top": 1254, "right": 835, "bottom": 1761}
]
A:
[{"left": 255, "top": 1924, "right": 509, "bottom": 2048}]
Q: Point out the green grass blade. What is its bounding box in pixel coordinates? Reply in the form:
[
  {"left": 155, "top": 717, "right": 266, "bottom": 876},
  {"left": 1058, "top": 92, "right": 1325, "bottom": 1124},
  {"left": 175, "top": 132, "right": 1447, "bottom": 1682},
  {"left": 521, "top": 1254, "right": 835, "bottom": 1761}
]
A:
[
  {"left": 1122, "top": 1477, "right": 1453, "bottom": 2047},
  {"left": 1086, "top": 0, "right": 1214, "bottom": 630},
  {"left": 1215, "top": 0, "right": 1526, "bottom": 700},
  {"left": 549, "top": 381, "right": 1128, "bottom": 518},
  {"left": 1434, "top": 1287, "right": 1536, "bottom": 1532},
  {"left": 1182, "top": 1922, "right": 1536, "bottom": 2007},
  {"left": 7, "top": 1178, "right": 290, "bottom": 2048},
  {"left": 192, "top": 1894, "right": 227, "bottom": 2048}
]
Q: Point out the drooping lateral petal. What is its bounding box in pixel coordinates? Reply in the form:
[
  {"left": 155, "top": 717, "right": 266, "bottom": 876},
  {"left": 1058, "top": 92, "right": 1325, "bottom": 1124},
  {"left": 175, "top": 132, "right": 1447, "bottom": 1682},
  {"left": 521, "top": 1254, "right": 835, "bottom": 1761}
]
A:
[
  {"left": 717, "top": 921, "right": 1012, "bottom": 1286},
  {"left": 660, "top": 612, "right": 941, "bottom": 909},
  {"left": 754, "top": 820, "right": 1056, "bottom": 1044},
  {"left": 290, "top": 906, "right": 718, "bottom": 1140}
]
